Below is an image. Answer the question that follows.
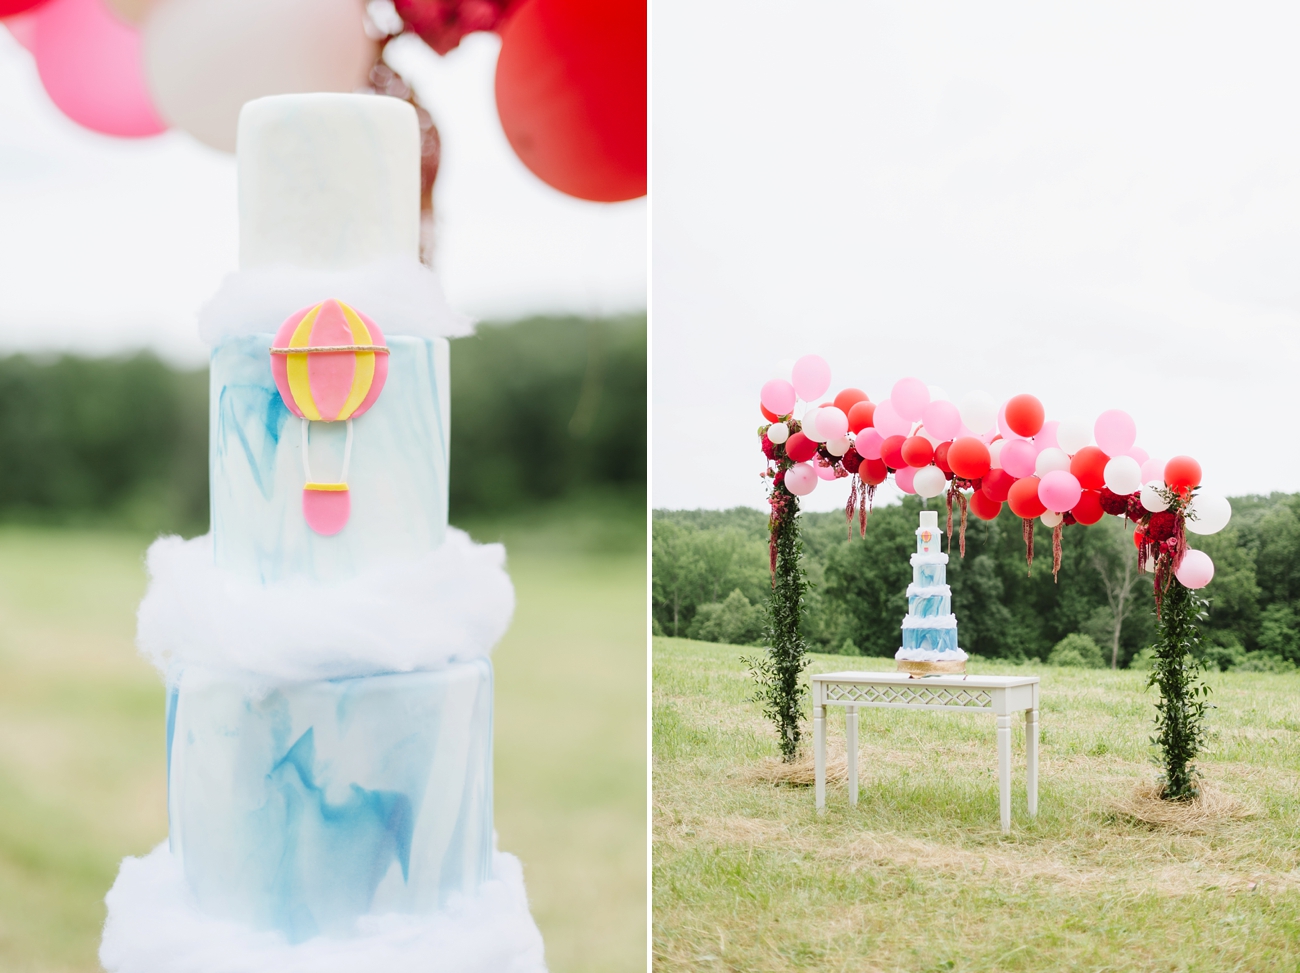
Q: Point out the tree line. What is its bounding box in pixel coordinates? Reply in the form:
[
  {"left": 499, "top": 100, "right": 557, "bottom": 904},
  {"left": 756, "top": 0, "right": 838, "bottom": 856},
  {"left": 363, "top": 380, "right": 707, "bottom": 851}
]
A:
[
  {"left": 0, "top": 314, "right": 645, "bottom": 535},
  {"left": 653, "top": 493, "right": 1295, "bottom": 671}
]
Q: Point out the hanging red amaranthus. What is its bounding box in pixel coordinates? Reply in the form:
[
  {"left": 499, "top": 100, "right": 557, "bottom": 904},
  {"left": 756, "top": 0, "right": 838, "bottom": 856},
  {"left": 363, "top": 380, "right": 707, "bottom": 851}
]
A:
[
  {"left": 1022, "top": 518, "right": 1035, "bottom": 575},
  {"left": 1052, "top": 522, "right": 1063, "bottom": 582}
]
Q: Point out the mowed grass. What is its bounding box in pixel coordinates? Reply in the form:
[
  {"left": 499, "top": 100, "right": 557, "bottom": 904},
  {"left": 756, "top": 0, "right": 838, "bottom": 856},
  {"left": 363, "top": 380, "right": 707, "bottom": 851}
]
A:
[
  {"left": 0, "top": 507, "right": 645, "bottom": 973},
  {"left": 654, "top": 637, "right": 1300, "bottom": 972}
]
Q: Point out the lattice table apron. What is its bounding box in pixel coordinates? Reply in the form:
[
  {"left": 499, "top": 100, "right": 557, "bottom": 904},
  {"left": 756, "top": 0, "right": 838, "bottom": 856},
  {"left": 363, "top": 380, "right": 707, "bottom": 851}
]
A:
[{"left": 810, "top": 672, "right": 1040, "bottom": 833}]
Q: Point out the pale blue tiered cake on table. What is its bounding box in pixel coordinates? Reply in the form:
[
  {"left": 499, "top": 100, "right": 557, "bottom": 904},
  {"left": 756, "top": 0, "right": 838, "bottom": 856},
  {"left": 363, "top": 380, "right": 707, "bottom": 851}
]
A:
[
  {"left": 895, "top": 510, "right": 969, "bottom": 676},
  {"left": 99, "top": 94, "right": 546, "bottom": 973}
]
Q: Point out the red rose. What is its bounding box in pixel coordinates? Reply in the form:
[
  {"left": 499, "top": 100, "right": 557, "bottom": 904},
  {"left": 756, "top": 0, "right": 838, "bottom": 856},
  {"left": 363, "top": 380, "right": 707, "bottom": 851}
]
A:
[
  {"left": 1098, "top": 487, "right": 1129, "bottom": 516},
  {"left": 840, "top": 451, "right": 862, "bottom": 474},
  {"left": 1147, "top": 510, "right": 1177, "bottom": 542}
]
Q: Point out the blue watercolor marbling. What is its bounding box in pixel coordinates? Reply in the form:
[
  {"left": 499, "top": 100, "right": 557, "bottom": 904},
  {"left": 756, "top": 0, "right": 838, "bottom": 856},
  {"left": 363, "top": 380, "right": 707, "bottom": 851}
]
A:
[
  {"left": 914, "top": 563, "right": 946, "bottom": 587},
  {"left": 908, "top": 594, "right": 951, "bottom": 617},
  {"left": 210, "top": 334, "right": 450, "bottom": 583},
  {"left": 902, "top": 626, "right": 959, "bottom": 652},
  {"left": 168, "top": 661, "right": 492, "bottom": 941}
]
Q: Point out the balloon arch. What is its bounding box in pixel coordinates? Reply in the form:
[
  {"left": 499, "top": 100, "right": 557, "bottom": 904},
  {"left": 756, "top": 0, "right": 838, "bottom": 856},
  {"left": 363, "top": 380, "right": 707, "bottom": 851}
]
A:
[{"left": 753, "top": 354, "right": 1226, "bottom": 801}]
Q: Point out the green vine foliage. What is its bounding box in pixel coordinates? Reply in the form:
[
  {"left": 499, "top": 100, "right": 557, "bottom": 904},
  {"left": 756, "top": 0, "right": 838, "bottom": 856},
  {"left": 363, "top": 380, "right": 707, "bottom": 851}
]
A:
[
  {"left": 743, "top": 486, "right": 809, "bottom": 762},
  {"left": 1148, "top": 580, "right": 1212, "bottom": 800}
]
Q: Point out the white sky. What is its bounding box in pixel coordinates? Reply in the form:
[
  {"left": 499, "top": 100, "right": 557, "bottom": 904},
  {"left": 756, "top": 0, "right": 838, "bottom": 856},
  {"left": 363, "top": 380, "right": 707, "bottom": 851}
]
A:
[
  {"left": 652, "top": 1, "right": 1300, "bottom": 512},
  {"left": 0, "top": 29, "right": 646, "bottom": 365}
]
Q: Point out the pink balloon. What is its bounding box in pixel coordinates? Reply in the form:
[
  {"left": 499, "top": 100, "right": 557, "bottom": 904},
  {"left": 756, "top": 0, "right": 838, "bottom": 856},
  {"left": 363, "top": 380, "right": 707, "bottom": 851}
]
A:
[
  {"left": 3, "top": 12, "right": 37, "bottom": 51},
  {"left": 1033, "top": 420, "right": 1059, "bottom": 453},
  {"left": 921, "top": 400, "right": 961, "bottom": 441},
  {"left": 1175, "top": 549, "right": 1214, "bottom": 589},
  {"left": 891, "top": 377, "right": 930, "bottom": 422},
  {"left": 784, "top": 463, "right": 818, "bottom": 496},
  {"left": 1094, "top": 410, "right": 1137, "bottom": 457},
  {"left": 34, "top": 0, "right": 166, "bottom": 137},
  {"left": 1038, "top": 470, "right": 1082, "bottom": 513},
  {"left": 894, "top": 465, "right": 917, "bottom": 494},
  {"left": 1126, "top": 446, "right": 1150, "bottom": 465},
  {"left": 1140, "top": 457, "right": 1166, "bottom": 484},
  {"left": 791, "top": 355, "right": 831, "bottom": 401},
  {"left": 814, "top": 406, "right": 848, "bottom": 441},
  {"left": 1000, "top": 439, "right": 1038, "bottom": 478},
  {"left": 855, "top": 428, "right": 884, "bottom": 460},
  {"left": 872, "top": 398, "right": 911, "bottom": 438},
  {"left": 760, "top": 379, "right": 796, "bottom": 416},
  {"left": 814, "top": 457, "right": 839, "bottom": 481},
  {"left": 997, "top": 402, "right": 1027, "bottom": 441}
]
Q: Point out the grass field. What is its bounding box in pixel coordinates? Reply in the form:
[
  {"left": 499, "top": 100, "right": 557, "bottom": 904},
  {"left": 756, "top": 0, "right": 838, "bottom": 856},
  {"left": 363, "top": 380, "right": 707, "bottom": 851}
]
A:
[
  {"left": 0, "top": 502, "right": 646, "bottom": 973},
  {"left": 654, "top": 637, "right": 1300, "bottom": 972}
]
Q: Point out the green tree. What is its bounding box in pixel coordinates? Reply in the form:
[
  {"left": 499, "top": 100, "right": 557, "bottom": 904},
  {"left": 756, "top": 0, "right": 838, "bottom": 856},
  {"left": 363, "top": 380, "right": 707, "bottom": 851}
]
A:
[
  {"left": 689, "top": 589, "right": 765, "bottom": 645},
  {"left": 1047, "top": 633, "right": 1106, "bottom": 668}
]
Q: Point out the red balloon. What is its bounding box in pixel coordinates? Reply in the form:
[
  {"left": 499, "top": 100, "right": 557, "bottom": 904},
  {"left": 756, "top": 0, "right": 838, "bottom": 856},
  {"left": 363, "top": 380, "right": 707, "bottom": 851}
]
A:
[
  {"left": 1164, "top": 455, "right": 1202, "bottom": 491},
  {"left": 1072, "top": 489, "right": 1104, "bottom": 525},
  {"left": 761, "top": 403, "right": 780, "bottom": 422},
  {"left": 0, "top": 0, "right": 49, "bottom": 16},
  {"left": 1007, "top": 476, "right": 1047, "bottom": 518},
  {"left": 880, "top": 435, "right": 907, "bottom": 470},
  {"left": 947, "top": 436, "right": 991, "bottom": 479},
  {"left": 969, "top": 489, "right": 1003, "bottom": 521},
  {"left": 785, "top": 431, "right": 817, "bottom": 463},
  {"left": 495, "top": 0, "right": 646, "bottom": 202},
  {"left": 1070, "top": 446, "right": 1110, "bottom": 491},
  {"left": 847, "top": 400, "right": 876, "bottom": 433},
  {"left": 981, "top": 468, "right": 1014, "bottom": 502},
  {"left": 833, "top": 388, "right": 869, "bottom": 415},
  {"left": 859, "top": 458, "right": 888, "bottom": 486},
  {"left": 1005, "top": 394, "right": 1045, "bottom": 437},
  {"left": 901, "top": 436, "right": 934, "bottom": 468},
  {"left": 933, "top": 441, "right": 952, "bottom": 475}
]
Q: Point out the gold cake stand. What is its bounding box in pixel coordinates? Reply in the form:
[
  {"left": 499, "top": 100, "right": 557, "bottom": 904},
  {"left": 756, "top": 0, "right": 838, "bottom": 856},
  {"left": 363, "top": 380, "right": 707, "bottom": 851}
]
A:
[{"left": 897, "top": 659, "right": 967, "bottom": 678}]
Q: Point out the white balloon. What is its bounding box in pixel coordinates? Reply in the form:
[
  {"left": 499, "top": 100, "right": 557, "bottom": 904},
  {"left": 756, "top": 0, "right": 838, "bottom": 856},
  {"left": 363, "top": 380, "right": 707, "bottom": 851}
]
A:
[
  {"left": 826, "top": 435, "right": 851, "bottom": 456},
  {"left": 913, "top": 466, "right": 948, "bottom": 499},
  {"left": 1034, "top": 447, "right": 1070, "bottom": 477},
  {"left": 928, "top": 386, "right": 949, "bottom": 404},
  {"left": 1186, "top": 493, "right": 1232, "bottom": 535},
  {"left": 801, "top": 408, "right": 828, "bottom": 442},
  {"left": 988, "top": 439, "right": 1005, "bottom": 470},
  {"left": 1140, "top": 481, "right": 1169, "bottom": 513},
  {"left": 1056, "top": 419, "right": 1092, "bottom": 455},
  {"left": 143, "top": 0, "right": 377, "bottom": 152},
  {"left": 767, "top": 422, "right": 789, "bottom": 445},
  {"left": 1041, "top": 511, "right": 1064, "bottom": 528},
  {"left": 959, "top": 390, "right": 998, "bottom": 435},
  {"left": 1103, "top": 456, "right": 1142, "bottom": 495}
]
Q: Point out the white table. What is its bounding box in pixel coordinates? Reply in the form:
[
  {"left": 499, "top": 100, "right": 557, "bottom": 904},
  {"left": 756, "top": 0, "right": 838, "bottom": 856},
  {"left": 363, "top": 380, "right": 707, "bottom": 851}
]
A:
[{"left": 810, "top": 671, "right": 1040, "bottom": 833}]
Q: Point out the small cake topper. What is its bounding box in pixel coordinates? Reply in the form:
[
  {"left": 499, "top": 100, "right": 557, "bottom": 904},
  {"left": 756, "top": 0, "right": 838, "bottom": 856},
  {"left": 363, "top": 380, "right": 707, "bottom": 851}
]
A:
[{"left": 270, "top": 299, "right": 389, "bottom": 536}]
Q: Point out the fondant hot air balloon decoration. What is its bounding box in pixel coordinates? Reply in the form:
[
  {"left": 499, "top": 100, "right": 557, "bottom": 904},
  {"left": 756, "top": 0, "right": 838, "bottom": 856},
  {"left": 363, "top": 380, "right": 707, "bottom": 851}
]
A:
[{"left": 269, "top": 299, "right": 389, "bottom": 536}]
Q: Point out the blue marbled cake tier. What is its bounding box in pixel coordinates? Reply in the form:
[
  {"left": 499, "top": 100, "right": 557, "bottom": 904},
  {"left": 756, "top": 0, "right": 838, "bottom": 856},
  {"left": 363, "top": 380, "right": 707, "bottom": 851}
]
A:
[
  {"left": 908, "top": 593, "right": 951, "bottom": 617},
  {"left": 901, "top": 624, "right": 959, "bottom": 652},
  {"left": 911, "top": 552, "right": 947, "bottom": 588},
  {"left": 210, "top": 334, "right": 450, "bottom": 584},
  {"left": 167, "top": 660, "right": 492, "bottom": 943}
]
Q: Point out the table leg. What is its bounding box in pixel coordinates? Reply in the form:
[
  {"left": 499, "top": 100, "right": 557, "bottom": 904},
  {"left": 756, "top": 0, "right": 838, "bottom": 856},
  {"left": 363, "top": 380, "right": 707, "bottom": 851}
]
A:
[
  {"left": 997, "top": 713, "right": 1011, "bottom": 833},
  {"left": 846, "top": 705, "right": 858, "bottom": 807},
  {"left": 1026, "top": 707, "right": 1038, "bottom": 818},
  {"left": 814, "top": 704, "right": 826, "bottom": 812}
]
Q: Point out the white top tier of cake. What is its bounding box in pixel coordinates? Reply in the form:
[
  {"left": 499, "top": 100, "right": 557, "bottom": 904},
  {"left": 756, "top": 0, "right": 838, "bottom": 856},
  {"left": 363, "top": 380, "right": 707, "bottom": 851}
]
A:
[
  {"left": 237, "top": 94, "right": 420, "bottom": 271},
  {"left": 915, "top": 510, "right": 943, "bottom": 555}
]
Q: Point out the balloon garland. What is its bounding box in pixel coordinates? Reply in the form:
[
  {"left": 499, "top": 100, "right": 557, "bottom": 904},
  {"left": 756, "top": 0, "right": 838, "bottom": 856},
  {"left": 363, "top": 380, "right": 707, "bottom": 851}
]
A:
[
  {"left": 758, "top": 356, "right": 1231, "bottom": 599},
  {"left": 2, "top": 0, "right": 646, "bottom": 203}
]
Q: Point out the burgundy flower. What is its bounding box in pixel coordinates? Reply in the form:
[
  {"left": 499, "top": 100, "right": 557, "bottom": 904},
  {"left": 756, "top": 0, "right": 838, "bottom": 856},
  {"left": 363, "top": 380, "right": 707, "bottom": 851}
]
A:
[
  {"left": 1126, "top": 493, "right": 1146, "bottom": 522},
  {"left": 840, "top": 450, "right": 862, "bottom": 474},
  {"left": 761, "top": 435, "right": 777, "bottom": 461},
  {"left": 1147, "top": 510, "right": 1177, "bottom": 542},
  {"left": 1098, "top": 487, "right": 1129, "bottom": 516},
  {"left": 394, "top": 0, "right": 515, "bottom": 56}
]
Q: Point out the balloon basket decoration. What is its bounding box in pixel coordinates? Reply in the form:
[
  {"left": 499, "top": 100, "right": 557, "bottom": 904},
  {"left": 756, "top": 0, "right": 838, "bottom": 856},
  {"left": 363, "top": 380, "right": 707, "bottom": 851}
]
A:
[
  {"left": 755, "top": 357, "right": 1226, "bottom": 797},
  {"left": 269, "top": 298, "right": 389, "bottom": 537}
]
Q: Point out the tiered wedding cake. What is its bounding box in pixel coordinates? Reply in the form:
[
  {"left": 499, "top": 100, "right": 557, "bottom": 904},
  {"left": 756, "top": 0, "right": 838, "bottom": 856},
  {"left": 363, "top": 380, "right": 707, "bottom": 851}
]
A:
[
  {"left": 100, "top": 94, "right": 545, "bottom": 972},
  {"left": 896, "top": 511, "right": 969, "bottom": 676}
]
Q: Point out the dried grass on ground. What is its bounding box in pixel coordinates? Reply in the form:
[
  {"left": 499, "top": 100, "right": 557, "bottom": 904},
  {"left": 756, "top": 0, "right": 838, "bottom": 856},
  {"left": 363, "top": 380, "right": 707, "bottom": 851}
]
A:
[{"left": 654, "top": 637, "right": 1300, "bottom": 973}]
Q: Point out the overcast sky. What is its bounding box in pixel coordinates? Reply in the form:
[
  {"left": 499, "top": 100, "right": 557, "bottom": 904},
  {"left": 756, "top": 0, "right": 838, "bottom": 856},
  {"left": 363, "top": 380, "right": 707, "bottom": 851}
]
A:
[
  {"left": 653, "top": 1, "right": 1300, "bottom": 512},
  {"left": 0, "top": 29, "right": 646, "bottom": 365}
]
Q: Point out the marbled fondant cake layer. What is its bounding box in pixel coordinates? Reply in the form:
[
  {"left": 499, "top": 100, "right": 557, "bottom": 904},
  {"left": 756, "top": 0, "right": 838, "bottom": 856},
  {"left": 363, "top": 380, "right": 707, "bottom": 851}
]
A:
[
  {"left": 211, "top": 334, "right": 450, "bottom": 583},
  {"left": 908, "top": 593, "right": 951, "bottom": 617},
  {"left": 911, "top": 552, "right": 948, "bottom": 588},
  {"left": 167, "top": 662, "right": 492, "bottom": 943},
  {"left": 901, "top": 624, "right": 960, "bottom": 652}
]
